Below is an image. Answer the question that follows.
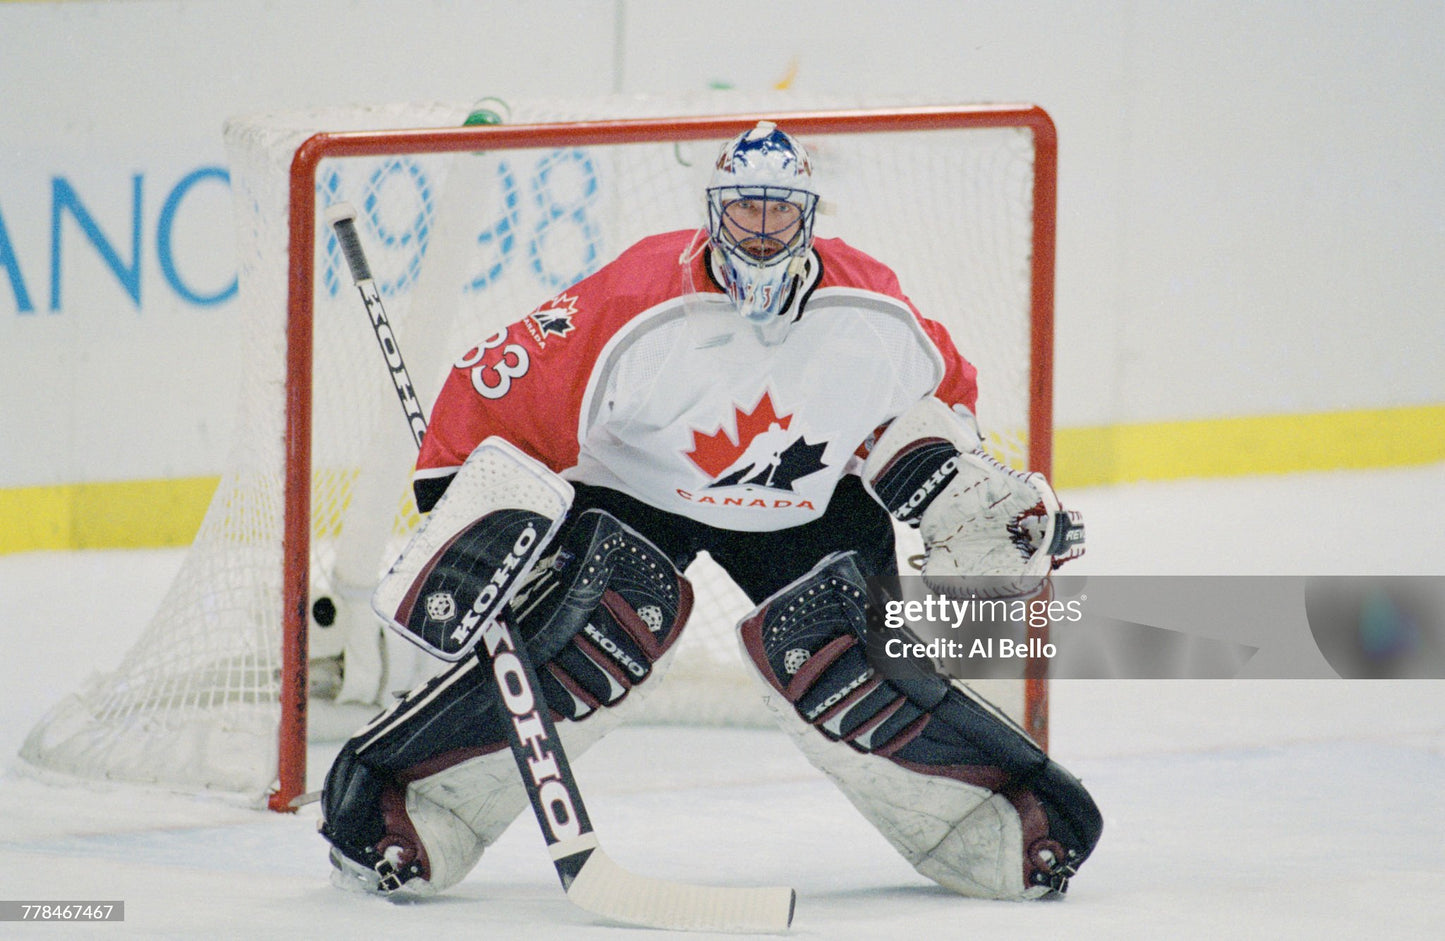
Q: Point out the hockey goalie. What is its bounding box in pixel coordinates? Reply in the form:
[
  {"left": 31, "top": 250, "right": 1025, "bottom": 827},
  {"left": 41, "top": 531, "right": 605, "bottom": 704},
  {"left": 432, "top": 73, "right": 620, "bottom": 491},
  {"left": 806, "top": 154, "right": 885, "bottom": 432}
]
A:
[{"left": 320, "top": 121, "right": 1101, "bottom": 903}]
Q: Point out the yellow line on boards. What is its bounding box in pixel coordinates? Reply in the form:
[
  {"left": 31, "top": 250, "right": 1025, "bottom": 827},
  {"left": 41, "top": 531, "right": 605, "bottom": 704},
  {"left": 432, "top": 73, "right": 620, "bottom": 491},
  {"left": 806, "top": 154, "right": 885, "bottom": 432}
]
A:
[
  {"left": 0, "top": 476, "right": 220, "bottom": 553},
  {"left": 2, "top": 404, "right": 1442, "bottom": 554},
  {"left": 1054, "top": 404, "right": 1445, "bottom": 489}
]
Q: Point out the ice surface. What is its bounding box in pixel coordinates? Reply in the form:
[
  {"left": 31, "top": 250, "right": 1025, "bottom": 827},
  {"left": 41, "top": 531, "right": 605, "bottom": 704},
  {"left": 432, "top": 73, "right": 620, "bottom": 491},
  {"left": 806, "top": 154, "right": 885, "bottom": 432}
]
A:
[{"left": 2, "top": 464, "right": 1443, "bottom": 938}]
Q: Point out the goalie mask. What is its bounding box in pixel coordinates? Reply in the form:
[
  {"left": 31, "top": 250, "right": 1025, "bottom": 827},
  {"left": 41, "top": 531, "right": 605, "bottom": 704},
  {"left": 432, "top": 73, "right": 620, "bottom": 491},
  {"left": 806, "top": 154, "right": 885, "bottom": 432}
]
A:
[{"left": 706, "top": 121, "right": 820, "bottom": 325}]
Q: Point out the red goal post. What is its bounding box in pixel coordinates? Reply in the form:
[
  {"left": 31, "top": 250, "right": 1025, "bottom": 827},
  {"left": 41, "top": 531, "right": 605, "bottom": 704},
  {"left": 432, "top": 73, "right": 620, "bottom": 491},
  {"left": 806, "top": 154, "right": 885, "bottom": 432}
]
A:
[
  {"left": 16, "top": 100, "right": 1057, "bottom": 813},
  {"left": 277, "top": 106, "right": 1058, "bottom": 810}
]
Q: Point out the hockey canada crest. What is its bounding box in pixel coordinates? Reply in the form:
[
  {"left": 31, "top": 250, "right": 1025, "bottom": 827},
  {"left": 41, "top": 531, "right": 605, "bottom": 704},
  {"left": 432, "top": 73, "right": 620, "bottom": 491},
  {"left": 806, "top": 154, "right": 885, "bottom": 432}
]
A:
[
  {"left": 684, "top": 391, "right": 828, "bottom": 492},
  {"left": 524, "top": 293, "right": 579, "bottom": 345}
]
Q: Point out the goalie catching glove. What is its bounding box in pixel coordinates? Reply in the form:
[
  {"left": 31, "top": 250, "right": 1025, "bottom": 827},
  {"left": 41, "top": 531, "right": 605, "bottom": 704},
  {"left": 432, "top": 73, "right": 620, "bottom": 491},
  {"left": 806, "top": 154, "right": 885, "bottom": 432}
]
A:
[{"left": 863, "top": 397, "right": 1084, "bottom": 598}]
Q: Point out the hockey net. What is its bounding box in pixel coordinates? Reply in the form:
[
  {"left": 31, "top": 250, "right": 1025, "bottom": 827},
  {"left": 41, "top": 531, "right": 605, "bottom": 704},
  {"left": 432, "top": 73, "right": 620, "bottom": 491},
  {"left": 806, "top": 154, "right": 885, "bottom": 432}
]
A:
[{"left": 20, "top": 94, "right": 1056, "bottom": 810}]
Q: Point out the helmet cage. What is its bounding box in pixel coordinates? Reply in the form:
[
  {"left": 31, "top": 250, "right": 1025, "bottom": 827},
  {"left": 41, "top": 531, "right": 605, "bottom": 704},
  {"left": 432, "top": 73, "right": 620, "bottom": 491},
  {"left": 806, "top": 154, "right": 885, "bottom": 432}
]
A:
[
  {"left": 706, "top": 185, "right": 819, "bottom": 323},
  {"left": 704, "top": 122, "right": 819, "bottom": 324}
]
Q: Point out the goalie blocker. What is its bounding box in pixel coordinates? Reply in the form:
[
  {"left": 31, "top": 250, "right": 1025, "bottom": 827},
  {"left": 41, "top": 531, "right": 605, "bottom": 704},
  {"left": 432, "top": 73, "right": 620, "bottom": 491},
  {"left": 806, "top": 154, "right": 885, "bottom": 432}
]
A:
[
  {"left": 321, "top": 503, "right": 693, "bottom": 897},
  {"left": 738, "top": 551, "right": 1103, "bottom": 898}
]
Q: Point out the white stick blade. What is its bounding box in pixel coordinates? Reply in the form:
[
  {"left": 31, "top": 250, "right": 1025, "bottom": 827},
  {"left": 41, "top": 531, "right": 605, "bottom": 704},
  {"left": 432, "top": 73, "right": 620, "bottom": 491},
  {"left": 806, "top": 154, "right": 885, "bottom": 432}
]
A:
[{"left": 566, "top": 847, "right": 795, "bottom": 933}]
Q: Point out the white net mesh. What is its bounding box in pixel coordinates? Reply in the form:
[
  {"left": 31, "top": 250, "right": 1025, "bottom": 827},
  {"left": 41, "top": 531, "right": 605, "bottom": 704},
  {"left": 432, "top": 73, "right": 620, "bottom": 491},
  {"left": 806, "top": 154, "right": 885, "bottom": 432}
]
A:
[{"left": 20, "top": 93, "right": 1048, "bottom": 801}]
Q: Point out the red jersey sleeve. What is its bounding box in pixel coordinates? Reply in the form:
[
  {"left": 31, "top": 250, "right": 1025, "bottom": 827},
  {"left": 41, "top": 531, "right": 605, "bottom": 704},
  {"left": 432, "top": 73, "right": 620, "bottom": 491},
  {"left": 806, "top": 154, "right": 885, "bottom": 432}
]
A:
[
  {"left": 417, "top": 290, "right": 592, "bottom": 480},
  {"left": 918, "top": 316, "right": 979, "bottom": 414},
  {"left": 413, "top": 231, "right": 701, "bottom": 510}
]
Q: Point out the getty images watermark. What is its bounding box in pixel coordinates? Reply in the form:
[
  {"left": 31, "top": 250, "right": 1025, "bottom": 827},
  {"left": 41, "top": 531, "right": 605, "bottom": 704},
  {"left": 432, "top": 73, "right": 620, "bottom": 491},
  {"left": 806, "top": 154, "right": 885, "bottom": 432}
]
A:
[
  {"left": 877, "top": 590, "right": 1084, "bottom": 661},
  {"left": 863, "top": 575, "right": 1445, "bottom": 680}
]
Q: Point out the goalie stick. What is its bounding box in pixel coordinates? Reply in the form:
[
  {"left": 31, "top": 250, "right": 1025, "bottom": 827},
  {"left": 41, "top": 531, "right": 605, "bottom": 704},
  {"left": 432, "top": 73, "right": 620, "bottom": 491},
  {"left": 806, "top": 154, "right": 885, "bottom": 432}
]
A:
[
  {"left": 326, "top": 204, "right": 428, "bottom": 449},
  {"left": 327, "top": 201, "right": 796, "bottom": 933}
]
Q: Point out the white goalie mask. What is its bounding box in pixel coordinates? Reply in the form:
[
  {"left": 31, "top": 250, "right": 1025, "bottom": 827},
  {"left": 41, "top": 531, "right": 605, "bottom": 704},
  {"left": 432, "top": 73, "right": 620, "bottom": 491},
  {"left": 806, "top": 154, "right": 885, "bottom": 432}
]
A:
[{"left": 706, "top": 121, "right": 820, "bottom": 324}]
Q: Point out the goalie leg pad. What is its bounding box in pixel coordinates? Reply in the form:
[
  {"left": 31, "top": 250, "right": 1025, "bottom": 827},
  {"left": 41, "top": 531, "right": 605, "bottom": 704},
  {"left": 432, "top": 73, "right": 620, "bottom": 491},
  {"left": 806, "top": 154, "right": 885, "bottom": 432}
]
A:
[
  {"left": 320, "top": 656, "right": 526, "bottom": 898},
  {"left": 321, "top": 508, "right": 692, "bottom": 897},
  {"left": 517, "top": 508, "right": 694, "bottom": 720},
  {"left": 737, "top": 551, "right": 1102, "bottom": 899},
  {"left": 323, "top": 736, "right": 497, "bottom": 898}
]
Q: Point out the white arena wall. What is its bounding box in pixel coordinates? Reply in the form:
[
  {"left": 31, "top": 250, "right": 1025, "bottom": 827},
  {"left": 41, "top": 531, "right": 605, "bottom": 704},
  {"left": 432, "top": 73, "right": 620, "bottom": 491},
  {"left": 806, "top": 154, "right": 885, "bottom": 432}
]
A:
[{"left": 2, "top": 0, "right": 1442, "bottom": 550}]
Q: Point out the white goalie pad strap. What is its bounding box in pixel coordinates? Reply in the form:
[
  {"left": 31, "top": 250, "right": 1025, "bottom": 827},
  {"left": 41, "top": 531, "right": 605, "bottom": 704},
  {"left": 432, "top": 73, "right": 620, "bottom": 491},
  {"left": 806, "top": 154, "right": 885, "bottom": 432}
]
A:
[
  {"left": 863, "top": 397, "right": 1083, "bottom": 598},
  {"left": 372, "top": 437, "right": 573, "bottom": 660}
]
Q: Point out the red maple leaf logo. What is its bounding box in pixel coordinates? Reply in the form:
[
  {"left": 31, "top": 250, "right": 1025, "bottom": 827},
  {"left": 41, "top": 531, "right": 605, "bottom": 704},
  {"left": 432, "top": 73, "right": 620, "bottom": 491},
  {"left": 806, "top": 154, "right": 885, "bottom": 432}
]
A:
[
  {"left": 523, "top": 293, "right": 579, "bottom": 345},
  {"left": 685, "top": 392, "right": 792, "bottom": 479}
]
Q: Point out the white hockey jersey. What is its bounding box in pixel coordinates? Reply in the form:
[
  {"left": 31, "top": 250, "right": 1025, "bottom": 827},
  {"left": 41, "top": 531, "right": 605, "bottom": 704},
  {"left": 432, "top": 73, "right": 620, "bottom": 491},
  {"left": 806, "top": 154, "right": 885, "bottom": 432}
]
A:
[{"left": 416, "top": 229, "right": 978, "bottom": 532}]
